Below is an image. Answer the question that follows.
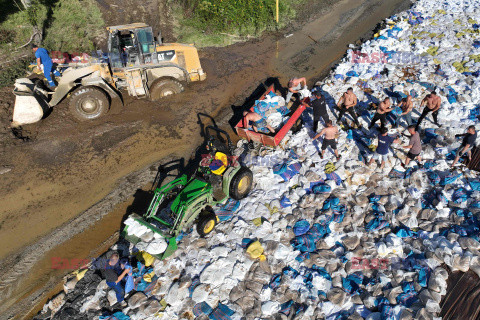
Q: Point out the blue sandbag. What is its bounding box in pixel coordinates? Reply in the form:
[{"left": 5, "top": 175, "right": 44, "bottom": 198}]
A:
[
  {"left": 470, "top": 181, "right": 480, "bottom": 191},
  {"left": 193, "top": 302, "right": 213, "bottom": 317},
  {"left": 209, "top": 303, "right": 235, "bottom": 320},
  {"left": 312, "top": 184, "right": 331, "bottom": 194},
  {"left": 293, "top": 220, "right": 310, "bottom": 236}
]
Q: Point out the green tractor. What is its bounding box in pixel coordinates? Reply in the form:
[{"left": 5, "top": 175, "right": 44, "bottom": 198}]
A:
[{"left": 122, "top": 126, "right": 253, "bottom": 259}]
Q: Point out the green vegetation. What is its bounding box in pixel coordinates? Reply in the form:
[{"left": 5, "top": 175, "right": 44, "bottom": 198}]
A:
[
  {"left": 43, "top": 0, "right": 104, "bottom": 52},
  {"left": 0, "top": 0, "right": 104, "bottom": 87},
  {"left": 174, "top": 0, "right": 299, "bottom": 47},
  {"left": 1, "top": 0, "right": 104, "bottom": 53},
  {"left": 0, "top": 58, "right": 29, "bottom": 88}
]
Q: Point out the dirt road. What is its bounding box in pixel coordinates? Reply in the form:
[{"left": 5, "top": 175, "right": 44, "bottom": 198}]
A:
[{"left": 0, "top": 0, "right": 411, "bottom": 318}]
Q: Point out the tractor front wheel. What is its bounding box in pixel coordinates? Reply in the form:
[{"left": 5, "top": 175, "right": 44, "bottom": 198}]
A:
[
  {"left": 69, "top": 86, "right": 110, "bottom": 121},
  {"left": 197, "top": 211, "right": 217, "bottom": 237},
  {"left": 229, "top": 166, "right": 253, "bottom": 200}
]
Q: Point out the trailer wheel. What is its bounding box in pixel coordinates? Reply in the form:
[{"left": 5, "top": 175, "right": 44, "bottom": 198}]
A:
[
  {"left": 197, "top": 211, "right": 217, "bottom": 237},
  {"left": 150, "top": 79, "right": 184, "bottom": 101},
  {"left": 229, "top": 166, "right": 253, "bottom": 200},
  {"left": 69, "top": 87, "right": 109, "bottom": 121}
]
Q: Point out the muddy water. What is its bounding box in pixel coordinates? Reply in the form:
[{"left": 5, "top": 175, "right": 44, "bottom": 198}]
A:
[
  {"left": 21, "top": 202, "right": 128, "bottom": 319},
  {"left": 272, "top": 0, "right": 410, "bottom": 81},
  {"left": 3, "top": 0, "right": 411, "bottom": 319}
]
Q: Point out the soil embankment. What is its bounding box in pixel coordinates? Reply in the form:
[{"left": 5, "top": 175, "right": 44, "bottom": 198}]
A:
[{"left": 0, "top": 0, "right": 411, "bottom": 318}]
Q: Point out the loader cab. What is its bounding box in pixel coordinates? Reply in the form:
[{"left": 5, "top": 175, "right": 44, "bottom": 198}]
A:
[{"left": 107, "top": 23, "right": 159, "bottom": 68}]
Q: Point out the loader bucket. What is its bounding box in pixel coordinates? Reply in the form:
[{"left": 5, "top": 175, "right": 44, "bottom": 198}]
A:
[
  {"left": 11, "top": 78, "right": 50, "bottom": 127},
  {"left": 122, "top": 213, "right": 178, "bottom": 260}
]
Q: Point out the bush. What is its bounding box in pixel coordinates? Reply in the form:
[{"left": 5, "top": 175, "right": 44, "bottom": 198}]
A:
[
  {"left": 43, "top": 0, "right": 104, "bottom": 52},
  {"left": 0, "top": 29, "right": 15, "bottom": 44},
  {"left": 179, "top": 0, "right": 295, "bottom": 36},
  {"left": 0, "top": 58, "right": 29, "bottom": 88}
]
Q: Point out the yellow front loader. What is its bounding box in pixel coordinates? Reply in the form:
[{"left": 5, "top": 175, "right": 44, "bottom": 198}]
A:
[{"left": 12, "top": 23, "right": 206, "bottom": 125}]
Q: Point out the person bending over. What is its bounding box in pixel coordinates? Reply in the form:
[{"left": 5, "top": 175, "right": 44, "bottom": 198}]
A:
[
  {"left": 285, "top": 77, "right": 307, "bottom": 104},
  {"left": 397, "top": 95, "right": 414, "bottom": 127},
  {"left": 243, "top": 111, "right": 275, "bottom": 134},
  {"left": 452, "top": 125, "right": 477, "bottom": 167},
  {"left": 337, "top": 87, "right": 361, "bottom": 128}
]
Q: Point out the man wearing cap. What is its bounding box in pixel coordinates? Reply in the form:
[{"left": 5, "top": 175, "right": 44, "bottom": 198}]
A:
[{"left": 31, "top": 44, "right": 61, "bottom": 88}]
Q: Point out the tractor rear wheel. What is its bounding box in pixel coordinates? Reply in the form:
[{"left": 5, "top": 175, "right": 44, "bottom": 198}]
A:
[
  {"left": 150, "top": 79, "right": 184, "bottom": 101},
  {"left": 229, "top": 166, "right": 253, "bottom": 200},
  {"left": 69, "top": 86, "right": 109, "bottom": 121},
  {"left": 197, "top": 211, "right": 217, "bottom": 237}
]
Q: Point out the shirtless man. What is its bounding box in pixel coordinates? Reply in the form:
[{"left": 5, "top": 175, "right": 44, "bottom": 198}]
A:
[
  {"left": 369, "top": 97, "right": 393, "bottom": 130},
  {"left": 286, "top": 77, "right": 307, "bottom": 104},
  {"left": 243, "top": 111, "right": 275, "bottom": 133},
  {"left": 397, "top": 95, "right": 414, "bottom": 127},
  {"left": 312, "top": 120, "right": 341, "bottom": 161},
  {"left": 416, "top": 91, "right": 441, "bottom": 130},
  {"left": 336, "top": 87, "right": 361, "bottom": 128}
]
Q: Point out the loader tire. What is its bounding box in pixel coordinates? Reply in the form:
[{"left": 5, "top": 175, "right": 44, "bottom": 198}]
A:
[
  {"left": 150, "top": 79, "right": 184, "bottom": 101},
  {"left": 197, "top": 211, "right": 217, "bottom": 237},
  {"left": 229, "top": 166, "right": 253, "bottom": 200},
  {"left": 69, "top": 87, "right": 109, "bottom": 121}
]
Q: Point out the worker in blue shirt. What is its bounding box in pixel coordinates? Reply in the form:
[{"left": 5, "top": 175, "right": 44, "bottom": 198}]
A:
[{"left": 31, "top": 44, "right": 61, "bottom": 88}]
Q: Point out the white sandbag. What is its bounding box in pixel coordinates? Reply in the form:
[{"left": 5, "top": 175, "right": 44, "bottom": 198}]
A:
[{"left": 12, "top": 93, "right": 45, "bottom": 126}]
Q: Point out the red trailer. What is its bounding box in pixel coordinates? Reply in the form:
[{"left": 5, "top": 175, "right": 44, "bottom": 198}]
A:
[{"left": 234, "top": 85, "right": 307, "bottom": 147}]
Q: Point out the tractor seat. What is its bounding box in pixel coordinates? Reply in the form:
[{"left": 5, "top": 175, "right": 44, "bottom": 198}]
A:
[{"left": 209, "top": 152, "right": 228, "bottom": 175}]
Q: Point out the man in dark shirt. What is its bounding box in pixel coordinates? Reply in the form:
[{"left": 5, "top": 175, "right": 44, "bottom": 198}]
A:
[
  {"left": 368, "top": 127, "right": 400, "bottom": 169},
  {"left": 452, "top": 125, "right": 477, "bottom": 167},
  {"left": 308, "top": 90, "right": 329, "bottom": 132},
  {"left": 93, "top": 251, "right": 129, "bottom": 305}
]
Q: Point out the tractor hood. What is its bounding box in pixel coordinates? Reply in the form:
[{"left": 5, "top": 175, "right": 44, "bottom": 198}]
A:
[{"left": 170, "top": 178, "right": 210, "bottom": 213}]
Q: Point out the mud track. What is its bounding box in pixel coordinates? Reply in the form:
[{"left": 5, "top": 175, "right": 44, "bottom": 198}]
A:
[{"left": 0, "top": 0, "right": 411, "bottom": 318}]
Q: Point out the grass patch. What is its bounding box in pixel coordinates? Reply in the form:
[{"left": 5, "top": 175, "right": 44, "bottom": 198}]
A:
[
  {"left": 43, "top": 0, "right": 104, "bottom": 52},
  {"left": 172, "top": 0, "right": 302, "bottom": 47}
]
